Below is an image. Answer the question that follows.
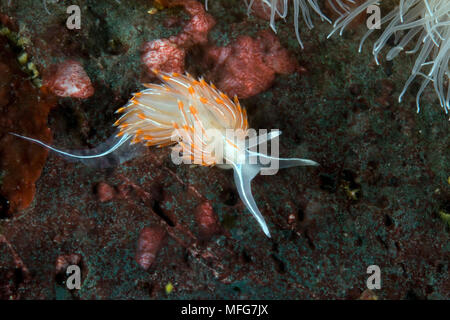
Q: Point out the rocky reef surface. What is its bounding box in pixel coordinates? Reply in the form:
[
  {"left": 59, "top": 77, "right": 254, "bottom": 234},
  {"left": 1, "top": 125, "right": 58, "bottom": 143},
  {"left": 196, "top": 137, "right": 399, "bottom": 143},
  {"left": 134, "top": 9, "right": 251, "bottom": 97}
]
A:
[{"left": 0, "top": 0, "right": 448, "bottom": 299}]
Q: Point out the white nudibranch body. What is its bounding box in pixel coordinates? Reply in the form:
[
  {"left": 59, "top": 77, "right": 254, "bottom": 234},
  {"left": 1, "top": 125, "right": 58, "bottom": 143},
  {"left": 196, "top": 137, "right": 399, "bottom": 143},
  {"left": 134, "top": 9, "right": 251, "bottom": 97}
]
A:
[
  {"left": 10, "top": 70, "right": 319, "bottom": 238},
  {"left": 328, "top": 0, "right": 450, "bottom": 113}
]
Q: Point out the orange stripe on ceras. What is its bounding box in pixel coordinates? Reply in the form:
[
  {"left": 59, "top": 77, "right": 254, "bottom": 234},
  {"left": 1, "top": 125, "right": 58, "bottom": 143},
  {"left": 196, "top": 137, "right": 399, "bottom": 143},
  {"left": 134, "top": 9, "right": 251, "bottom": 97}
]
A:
[
  {"left": 221, "top": 92, "right": 233, "bottom": 105},
  {"left": 236, "top": 101, "right": 242, "bottom": 113},
  {"left": 217, "top": 96, "right": 238, "bottom": 122},
  {"left": 199, "top": 97, "right": 208, "bottom": 104},
  {"left": 243, "top": 109, "right": 248, "bottom": 128},
  {"left": 188, "top": 86, "right": 195, "bottom": 95},
  {"left": 190, "top": 142, "right": 201, "bottom": 152},
  {"left": 178, "top": 101, "right": 190, "bottom": 127},
  {"left": 138, "top": 113, "right": 147, "bottom": 120},
  {"left": 179, "top": 141, "right": 191, "bottom": 154}
]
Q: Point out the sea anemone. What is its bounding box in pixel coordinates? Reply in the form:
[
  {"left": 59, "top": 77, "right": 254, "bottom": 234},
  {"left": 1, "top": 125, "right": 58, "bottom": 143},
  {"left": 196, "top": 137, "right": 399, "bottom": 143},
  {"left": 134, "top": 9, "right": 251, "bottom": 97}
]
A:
[
  {"left": 328, "top": 0, "right": 450, "bottom": 113},
  {"left": 326, "top": 0, "right": 359, "bottom": 18}
]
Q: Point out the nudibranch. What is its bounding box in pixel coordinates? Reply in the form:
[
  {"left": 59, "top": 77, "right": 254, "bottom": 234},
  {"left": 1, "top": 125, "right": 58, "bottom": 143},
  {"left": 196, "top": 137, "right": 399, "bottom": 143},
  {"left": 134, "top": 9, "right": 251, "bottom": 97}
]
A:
[{"left": 11, "top": 70, "right": 318, "bottom": 237}]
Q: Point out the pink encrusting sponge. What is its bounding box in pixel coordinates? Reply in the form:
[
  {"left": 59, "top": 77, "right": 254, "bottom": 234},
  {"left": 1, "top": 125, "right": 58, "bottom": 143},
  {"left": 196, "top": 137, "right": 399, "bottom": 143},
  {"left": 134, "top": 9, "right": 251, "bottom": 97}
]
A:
[
  {"left": 43, "top": 60, "right": 94, "bottom": 99},
  {"left": 10, "top": 71, "right": 319, "bottom": 237}
]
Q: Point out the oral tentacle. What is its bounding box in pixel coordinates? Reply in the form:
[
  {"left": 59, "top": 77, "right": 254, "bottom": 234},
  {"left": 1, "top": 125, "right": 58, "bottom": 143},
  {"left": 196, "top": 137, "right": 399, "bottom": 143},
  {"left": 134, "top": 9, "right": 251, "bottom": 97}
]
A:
[{"left": 232, "top": 162, "right": 271, "bottom": 238}]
